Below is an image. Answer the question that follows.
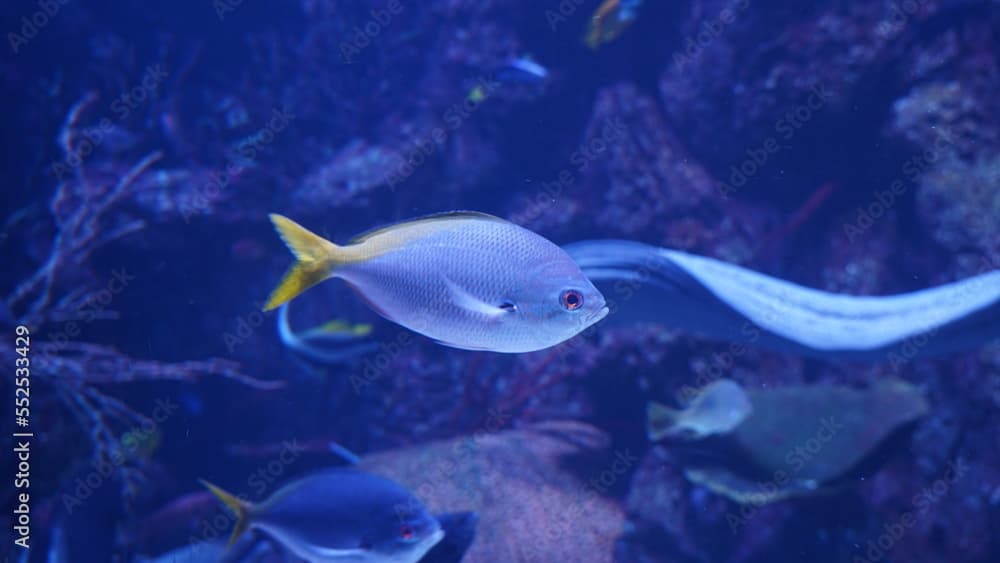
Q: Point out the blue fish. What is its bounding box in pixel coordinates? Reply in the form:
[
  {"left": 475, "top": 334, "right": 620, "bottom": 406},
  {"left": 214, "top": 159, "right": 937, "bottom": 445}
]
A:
[
  {"left": 264, "top": 212, "right": 608, "bottom": 353},
  {"left": 201, "top": 468, "right": 444, "bottom": 563}
]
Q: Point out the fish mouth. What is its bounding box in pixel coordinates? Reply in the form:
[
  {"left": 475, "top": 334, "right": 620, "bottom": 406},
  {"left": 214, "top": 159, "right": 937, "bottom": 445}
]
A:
[
  {"left": 588, "top": 305, "right": 610, "bottom": 324},
  {"left": 421, "top": 528, "right": 446, "bottom": 552},
  {"left": 401, "top": 528, "right": 445, "bottom": 563}
]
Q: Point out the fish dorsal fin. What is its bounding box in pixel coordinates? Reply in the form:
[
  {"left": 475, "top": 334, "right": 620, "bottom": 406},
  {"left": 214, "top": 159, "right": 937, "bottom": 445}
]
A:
[{"left": 348, "top": 211, "right": 508, "bottom": 244}]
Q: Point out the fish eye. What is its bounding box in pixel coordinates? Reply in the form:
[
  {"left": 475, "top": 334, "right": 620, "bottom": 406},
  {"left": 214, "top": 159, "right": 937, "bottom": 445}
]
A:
[
  {"left": 399, "top": 524, "right": 415, "bottom": 541},
  {"left": 560, "top": 289, "right": 584, "bottom": 311}
]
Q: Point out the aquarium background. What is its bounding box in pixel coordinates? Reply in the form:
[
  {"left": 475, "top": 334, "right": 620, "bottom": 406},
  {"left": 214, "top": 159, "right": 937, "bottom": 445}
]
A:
[{"left": 2, "top": 0, "right": 999, "bottom": 562}]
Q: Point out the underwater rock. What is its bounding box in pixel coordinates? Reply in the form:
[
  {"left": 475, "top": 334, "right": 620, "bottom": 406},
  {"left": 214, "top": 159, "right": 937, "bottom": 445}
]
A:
[
  {"left": 295, "top": 140, "right": 406, "bottom": 208},
  {"left": 618, "top": 444, "right": 786, "bottom": 563},
  {"left": 881, "top": 15, "right": 1000, "bottom": 279},
  {"left": 889, "top": 81, "right": 992, "bottom": 159},
  {"left": 505, "top": 80, "right": 776, "bottom": 267},
  {"left": 915, "top": 154, "right": 1000, "bottom": 276},
  {"left": 359, "top": 420, "right": 626, "bottom": 563},
  {"left": 559, "top": 83, "right": 774, "bottom": 265},
  {"left": 816, "top": 206, "right": 902, "bottom": 296},
  {"left": 586, "top": 84, "right": 716, "bottom": 238},
  {"left": 659, "top": 0, "right": 882, "bottom": 177},
  {"left": 852, "top": 345, "right": 1000, "bottom": 563},
  {"left": 887, "top": 21, "right": 998, "bottom": 161},
  {"left": 422, "top": 511, "right": 480, "bottom": 563},
  {"left": 654, "top": 379, "right": 929, "bottom": 503},
  {"left": 658, "top": 0, "right": 996, "bottom": 213}
]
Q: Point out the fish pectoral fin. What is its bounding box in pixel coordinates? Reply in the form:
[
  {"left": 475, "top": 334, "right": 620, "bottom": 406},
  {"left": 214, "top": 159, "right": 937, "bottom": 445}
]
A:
[
  {"left": 442, "top": 277, "right": 507, "bottom": 318},
  {"left": 308, "top": 546, "right": 370, "bottom": 560}
]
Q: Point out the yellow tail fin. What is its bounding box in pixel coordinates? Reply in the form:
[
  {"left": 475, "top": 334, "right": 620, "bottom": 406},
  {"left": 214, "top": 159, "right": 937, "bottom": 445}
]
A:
[
  {"left": 264, "top": 214, "right": 340, "bottom": 311},
  {"left": 199, "top": 479, "right": 252, "bottom": 546}
]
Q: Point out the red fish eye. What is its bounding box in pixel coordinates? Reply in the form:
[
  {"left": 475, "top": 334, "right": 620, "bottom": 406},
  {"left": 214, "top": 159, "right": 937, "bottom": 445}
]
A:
[
  {"left": 400, "top": 525, "right": 415, "bottom": 540},
  {"left": 560, "top": 290, "right": 583, "bottom": 311}
]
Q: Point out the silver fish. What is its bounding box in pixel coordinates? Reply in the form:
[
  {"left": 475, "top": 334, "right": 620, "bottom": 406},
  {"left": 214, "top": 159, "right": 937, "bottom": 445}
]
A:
[
  {"left": 201, "top": 469, "right": 444, "bottom": 563},
  {"left": 264, "top": 212, "right": 608, "bottom": 353}
]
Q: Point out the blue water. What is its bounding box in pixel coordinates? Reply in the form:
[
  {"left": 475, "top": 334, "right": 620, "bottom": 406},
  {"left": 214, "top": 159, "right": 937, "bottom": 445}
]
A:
[{"left": 3, "top": 1, "right": 999, "bottom": 562}]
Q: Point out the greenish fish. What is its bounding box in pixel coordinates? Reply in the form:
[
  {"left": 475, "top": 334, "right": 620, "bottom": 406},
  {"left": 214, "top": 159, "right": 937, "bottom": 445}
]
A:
[
  {"left": 647, "top": 379, "right": 753, "bottom": 441},
  {"left": 201, "top": 469, "right": 444, "bottom": 563},
  {"left": 264, "top": 211, "right": 608, "bottom": 353},
  {"left": 277, "top": 301, "right": 378, "bottom": 364}
]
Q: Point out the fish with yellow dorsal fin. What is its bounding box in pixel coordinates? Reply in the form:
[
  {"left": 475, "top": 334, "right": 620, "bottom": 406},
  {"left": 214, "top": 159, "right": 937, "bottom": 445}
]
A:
[
  {"left": 200, "top": 469, "right": 444, "bottom": 562},
  {"left": 264, "top": 212, "right": 608, "bottom": 353}
]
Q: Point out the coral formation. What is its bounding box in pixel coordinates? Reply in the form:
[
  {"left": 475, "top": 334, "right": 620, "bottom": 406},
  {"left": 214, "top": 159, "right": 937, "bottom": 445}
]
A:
[{"left": 3, "top": 0, "right": 998, "bottom": 561}]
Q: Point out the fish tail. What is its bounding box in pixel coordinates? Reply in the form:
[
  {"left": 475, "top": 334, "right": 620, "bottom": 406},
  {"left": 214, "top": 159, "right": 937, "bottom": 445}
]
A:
[
  {"left": 646, "top": 401, "right": 677, "bottom": 442},
  {"left": 199, "top": 479, "right": 252, "bottom": 546},
  {"left": 264, "top": 214, "right": 343, "bottom": 311}
]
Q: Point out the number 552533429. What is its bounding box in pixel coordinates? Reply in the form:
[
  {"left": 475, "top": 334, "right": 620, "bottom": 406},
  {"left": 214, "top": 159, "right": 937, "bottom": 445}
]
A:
[{"left": 15, "top": 325, "right": 30, "bottom": 425}]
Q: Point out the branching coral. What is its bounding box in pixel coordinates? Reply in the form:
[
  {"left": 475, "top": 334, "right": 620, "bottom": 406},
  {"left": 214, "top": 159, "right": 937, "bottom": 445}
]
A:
[{"left": 2, "top": 100, "right": 278, "bottom": 505}]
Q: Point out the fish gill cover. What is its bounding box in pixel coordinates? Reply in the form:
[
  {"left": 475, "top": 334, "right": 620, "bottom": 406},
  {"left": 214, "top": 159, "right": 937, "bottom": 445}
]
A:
[{"left": 1, "top": 1, "right": 998, "bottom": 562}]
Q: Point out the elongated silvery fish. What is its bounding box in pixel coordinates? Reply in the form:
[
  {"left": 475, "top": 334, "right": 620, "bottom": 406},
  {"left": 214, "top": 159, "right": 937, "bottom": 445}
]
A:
[
  {"left": 201, "top": 469, "right": 444, "bottom": 563},
  {"left": 264, "top": 212, "right": 608, "bottom": 353}
]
